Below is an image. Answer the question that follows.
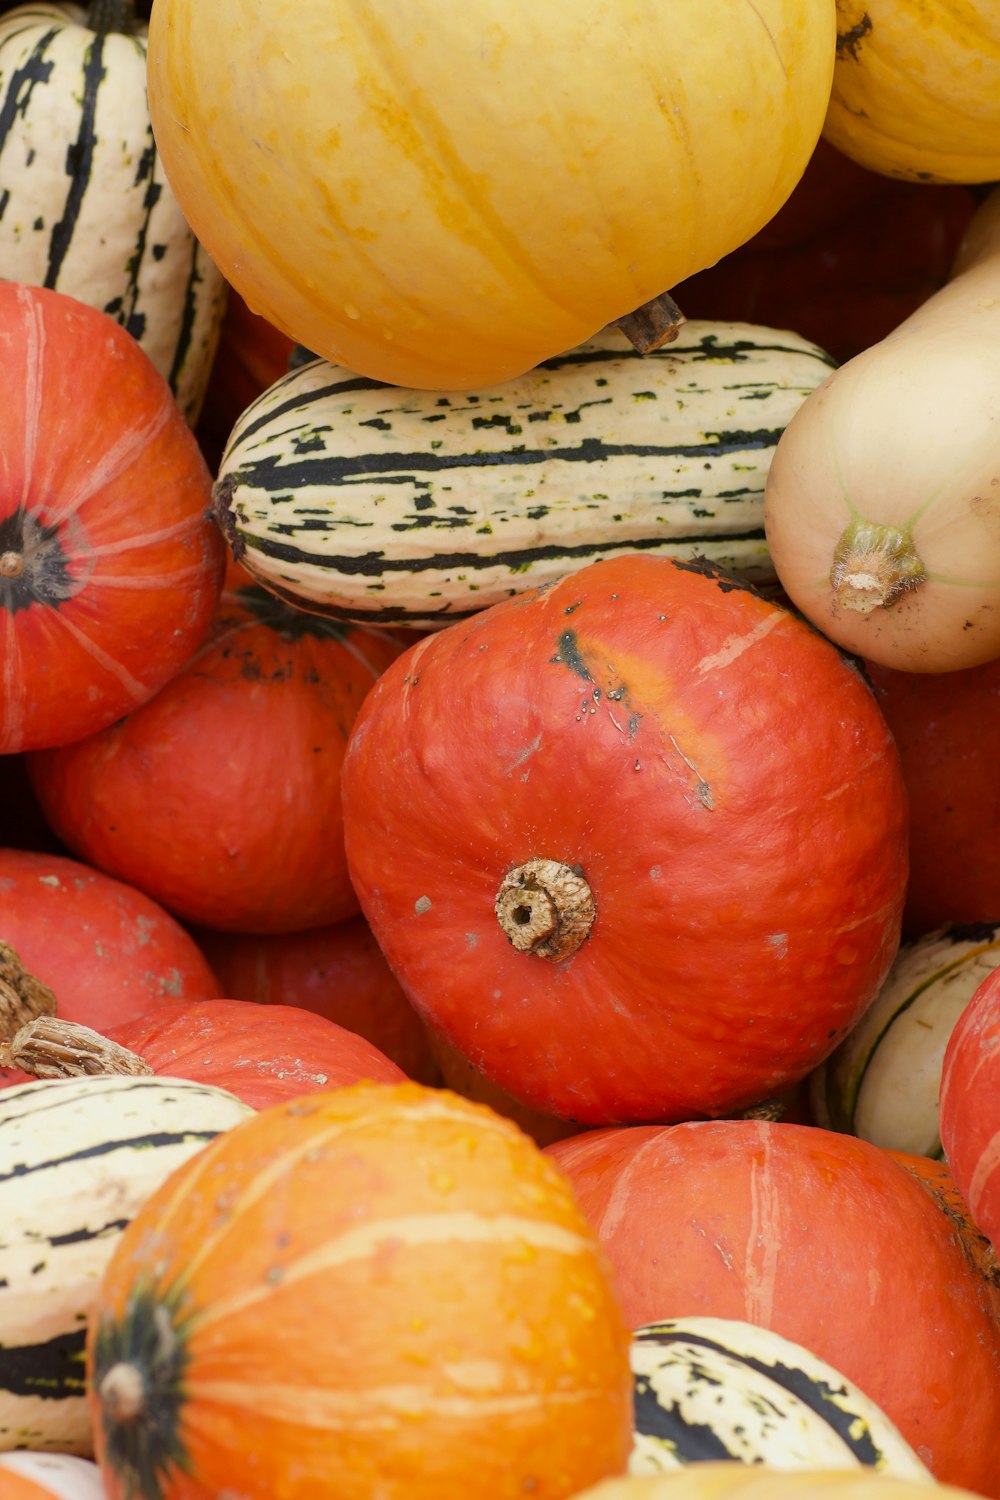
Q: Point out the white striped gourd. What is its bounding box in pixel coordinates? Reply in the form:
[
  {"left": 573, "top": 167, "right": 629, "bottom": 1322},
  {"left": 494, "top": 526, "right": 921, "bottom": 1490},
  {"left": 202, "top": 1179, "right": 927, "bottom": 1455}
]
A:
[
  {"left": 629, "top": 1318, "right": 930, "bottom": 1481},
  {"left": 0, "top": 1073, "right": 252, "bottom": 1455},
  {"left": 810, "top": 922, "right": 1000, "bottom": 1158},
  {"left": 213, "top": 321, "right": 835, "bottom": 628},
  {"left": 0, "top": 1, "right": 226, "bottom": 423}
]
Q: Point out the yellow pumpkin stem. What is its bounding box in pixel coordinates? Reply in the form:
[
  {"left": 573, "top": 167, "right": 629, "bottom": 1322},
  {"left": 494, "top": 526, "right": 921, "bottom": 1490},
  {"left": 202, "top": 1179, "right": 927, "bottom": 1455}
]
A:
[
  {"left": 830, "top": 519, "right": 927, "bottom": 614},
  {"left": 495, "top": 858, "right": 595, "bottom": 961}
]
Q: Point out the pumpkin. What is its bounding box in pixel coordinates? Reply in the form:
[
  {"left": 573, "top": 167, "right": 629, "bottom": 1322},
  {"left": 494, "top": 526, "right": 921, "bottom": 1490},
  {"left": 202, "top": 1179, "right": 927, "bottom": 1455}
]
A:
[
  {"left": 763, "top": 184, "right": 1000, "bottom": 673},
  {"left": 0, "top": 850, "right": 220, "bottom": 1049},
  {"left": 192, "top": 919, "right": 439, "bottom": 1084},
  {"left": 0, "top": 1073, "right": 251, "bottom": 1455},
  {"left": 866, "top": 656, "right": 1000, "bottom": 936},
  {"left": 341, "top": 553, "right": 908, "bottom": 1125},
  {"left": 574, "top": 1465, "right": 980, "bottom": 1500},
  {"left": 810, "top": 923, "right": 1000, "bottom": 1157},
  {"left": 27, "top": 582, "right": 404, "bottom": 933},
  {"left": 0, "top": 282, "right": 224, "bottom": 754},
  {"left": 823, "top": 2, "right": 1000, "bottom": 183},
  {"left": 546, "top": 1120, "right": 1000, "bottom": 1496},
  {"left": 673, "top": 140, "right": 977, "bottom": 366},
  {"left": 626, "top": 1317, "right": 930, "bottom": 1479},
  {"left": 194, "top": 290, "right": 296, "bottom": 472},
  {"left": 888, "top": 1150, "right": 1000, "bottom": 1320},
  {"left": 940, "top": 966, "right": 1000, "bottom": 1255},
  {"left": 0, "top": 1453, "right": 106, "bottom": 1499},
  {"left": 87, "top": 1082, "right": 633, "bottom": 1500},
  {"left": 0, "top": 2, "right": 227, "bottom": 425},
  {"left": 145, "top": 0, "right": 836, "bottom": 390}
]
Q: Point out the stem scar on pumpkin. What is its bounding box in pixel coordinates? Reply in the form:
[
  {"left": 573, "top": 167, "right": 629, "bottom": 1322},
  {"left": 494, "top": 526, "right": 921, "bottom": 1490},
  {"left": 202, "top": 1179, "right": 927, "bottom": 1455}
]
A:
[{"left": 495, "top": 859, "right": 595, "bottom": 961}]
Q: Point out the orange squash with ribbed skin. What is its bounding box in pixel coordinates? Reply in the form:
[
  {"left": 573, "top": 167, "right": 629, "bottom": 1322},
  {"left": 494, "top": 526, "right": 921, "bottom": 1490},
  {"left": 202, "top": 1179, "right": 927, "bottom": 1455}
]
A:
[
  {"left": 87, "top": 1083, "right": 633, "bottom": 1500},
  {"left": 193, "top": 918, "right": 439, "bottom": 1084},
  {"left": 547, "top": 1120, "right": 1000, "bottom": 1497},
  {"left": 105, "top": 997, "right": 405, "bottom": 1108},
  {"left": 0, "top": 849, "right": 219, "bottom": 1042},
  {"left": 0, "top": 283, "right": 223, "bottom": 753},
  {"left": 28, "top": 583, "right": 404, "bottom": 933},
  {"left": 941, "top": 968, "right": 1000, "bottom": 1259},
  {"left": 341, "top": 554, "right": 908, "bottom": 1126}
]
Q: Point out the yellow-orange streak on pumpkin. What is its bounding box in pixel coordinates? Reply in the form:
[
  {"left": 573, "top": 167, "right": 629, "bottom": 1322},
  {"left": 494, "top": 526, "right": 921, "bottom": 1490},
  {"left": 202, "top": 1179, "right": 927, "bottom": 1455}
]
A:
[
  {"left": 183, "top": 1377, "right": 610, "bottom": 1428},
  {"left": 160, "top": 1095, "right": 524, "bottom": 1294},
  {"left": 187, "top": 1210, "right": 598, "bottom": 1334}
]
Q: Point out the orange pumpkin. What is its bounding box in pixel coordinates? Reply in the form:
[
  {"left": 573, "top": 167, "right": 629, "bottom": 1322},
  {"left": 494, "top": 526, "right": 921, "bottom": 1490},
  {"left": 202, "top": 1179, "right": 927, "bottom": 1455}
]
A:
[
  {"left": 0, "top": 849, "right": 219, "bottom": 1047},
  {"left": 28, "top": 582, "right": 404, "bottom": 933},
  {"left": 547, "top": 1120, "right": 1000, "bottom": 1498},
  {"left": 865, "top": 657, "right": 1000, "bottom": 938},
  {"left": 87, "top": 1082, "right": 633, "bottom": 1500},
  {"left": 0, "top": 282, "right": 224, "bottom": 753},
  {"left": 341, "top": 554, "right": 908, "bottom": 1125},
  {"left": 105, "top": 997, "right": 406, "bottom": 1108},
  {"left": 193, "top": 918, "right": 439, "bottom": 1084},
  {"left": 941, "top": 968, "right": 1000, "bottom": 1260}
]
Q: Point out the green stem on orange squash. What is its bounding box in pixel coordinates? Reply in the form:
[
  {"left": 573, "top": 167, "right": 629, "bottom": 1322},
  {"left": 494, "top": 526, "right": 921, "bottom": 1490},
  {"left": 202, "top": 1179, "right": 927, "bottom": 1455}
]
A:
[
  {"left": 829, "top": 518, "right": 927, "bottom": 614},
  {"left": 495, "top": 858, "right": 595, "bottom": 961},
  {"left": 86, "top": 0, "right": 135, "bottom": 34}
]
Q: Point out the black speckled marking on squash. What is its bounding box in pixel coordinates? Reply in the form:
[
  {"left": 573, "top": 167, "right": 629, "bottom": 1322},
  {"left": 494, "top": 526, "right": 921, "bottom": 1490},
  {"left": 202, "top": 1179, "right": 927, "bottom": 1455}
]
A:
[
  {"left": 836, "top": 13, "right": 873, "bottom": 58},
  {"left": 668, "top": 555, "right": 763, "bottom": 596},
  {"left": 633, "top": 1327, "right": 884, "bottom": 1465}
]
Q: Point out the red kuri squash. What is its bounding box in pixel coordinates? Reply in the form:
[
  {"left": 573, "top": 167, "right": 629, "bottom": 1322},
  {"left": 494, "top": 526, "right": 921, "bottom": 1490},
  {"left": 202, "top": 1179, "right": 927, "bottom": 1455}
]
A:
[
  {"left": 0, "top": 849, "right": 219, "bottom": 1045},
  {"left": 940, "top": 968, "right": 1000, "bottom": 1258},
  {"left": 548, "top": 1120, "right": 1000, "bottom": 1498},
  {"left": 104, "top": 997, "right": 406, "bottom": 1107},
  {"left": 866, "top": 657, "right": 1000, "bottom": 938},
  {"left": 28, "top": 583, "right": 404, "bottom": 933},
  {"left": 193, "top": 918, "right": 439, "bottom": 1083},
  {"left": 87, "top": 1082, "right": 633, "bottom": 1500},
  {"left": 0, "top": 282, "right": 224, "bottom": 753},
  {"left": 341, "top": 554, "right": 908, "bottom": 1125}
]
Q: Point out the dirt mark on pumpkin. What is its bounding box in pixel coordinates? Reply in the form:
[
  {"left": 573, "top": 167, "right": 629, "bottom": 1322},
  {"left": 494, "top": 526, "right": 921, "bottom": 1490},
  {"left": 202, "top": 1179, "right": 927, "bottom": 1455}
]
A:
[{"left": 836, "top": 13, "right": 873, "bottom": 59}]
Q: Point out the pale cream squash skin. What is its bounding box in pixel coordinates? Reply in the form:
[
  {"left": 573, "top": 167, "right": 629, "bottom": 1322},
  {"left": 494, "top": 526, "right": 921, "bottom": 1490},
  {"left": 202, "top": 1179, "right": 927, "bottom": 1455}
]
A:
[
  {"left": 146, "top": 0, "right": 837, "bottom": 391},
  {"left": 763, "top": 186, "right": 1000, "bottom": 673},
  {"left": 576, "top": 1467, "right": 978, "bottom": 1500},
  {"left": 825, "top": 0, "right": 1000, "bottom": 183}
]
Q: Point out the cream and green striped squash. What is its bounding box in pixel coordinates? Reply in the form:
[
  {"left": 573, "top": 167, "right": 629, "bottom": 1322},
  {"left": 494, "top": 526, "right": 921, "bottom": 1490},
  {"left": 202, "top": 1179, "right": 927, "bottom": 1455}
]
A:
[
  {"left": 0, "top": 0, "right": 226, "bottom": 423},
  {"left": 0, "top": 1073, "right": 252, "bottom": 1455},
  {"left": 213, "top": 321, "right": 835, "bottom": 628},
  {"left": 810, "top": 922, "right": 1000, "bottom": 1158},
  {"left": 629, "top": 1319, "right": 931, "bottom": 1481}
]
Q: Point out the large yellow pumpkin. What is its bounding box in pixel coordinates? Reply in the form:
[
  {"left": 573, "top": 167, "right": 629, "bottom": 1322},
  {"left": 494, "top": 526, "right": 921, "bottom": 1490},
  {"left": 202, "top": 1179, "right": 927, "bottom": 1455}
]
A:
[
  {"left": 824, "top": 1, "right": 1000, "bottom": 182},
  {"left": 146, "top": 0, "right": 836, "bottom": 390}
]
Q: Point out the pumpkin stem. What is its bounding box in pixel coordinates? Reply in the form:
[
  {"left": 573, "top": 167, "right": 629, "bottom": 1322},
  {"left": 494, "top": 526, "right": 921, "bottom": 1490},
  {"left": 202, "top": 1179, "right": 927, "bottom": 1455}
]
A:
[
  {"left": 86, "top": 0, "right": 135, "bottom": 34},
  {"left": 5, "top": 1015, "right": 153, "bottom": 1079},
  {"left": 495, "top": 859, "right": 595, "bottom": 961},
  {"left": 99, "top": 1362, "right": 147, "bottom": 1425},
  {"left": 0, "top": 551, "right": 23, "bottom": 579},
  {"left": 615, "top": 291, "right": 686, "bottom": 353},
  {"left": 0, "top": 942, "right": 57, "bottom": 1044},
  {"left": 830, "top": 519, "right": 927, "bottom": 614}
]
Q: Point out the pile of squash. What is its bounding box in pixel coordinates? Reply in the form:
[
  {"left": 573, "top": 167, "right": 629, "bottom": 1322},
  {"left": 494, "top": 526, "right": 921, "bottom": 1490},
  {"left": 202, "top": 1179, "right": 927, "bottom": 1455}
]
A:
[{"left": 3, "top": 2, "right": 1000, "bottom": 1498}]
